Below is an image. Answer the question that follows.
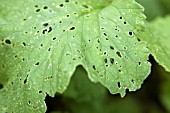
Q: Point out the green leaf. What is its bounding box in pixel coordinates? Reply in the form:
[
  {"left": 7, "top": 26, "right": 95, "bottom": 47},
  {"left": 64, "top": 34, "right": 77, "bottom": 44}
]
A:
[
  {"left": 138, "top": 16, "right": 170, "bottom": 72},
  {"left": 0, "top": 0, "right": 150, "bottom": 112},
  {"left": 135, "top": 0, "right": 168, "bottom": 21}
]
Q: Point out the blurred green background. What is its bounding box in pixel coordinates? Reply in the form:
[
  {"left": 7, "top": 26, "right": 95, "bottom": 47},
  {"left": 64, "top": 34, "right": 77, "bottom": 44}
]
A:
[{"left": 45, "top": 0, "right": 170, "bottom": 113}]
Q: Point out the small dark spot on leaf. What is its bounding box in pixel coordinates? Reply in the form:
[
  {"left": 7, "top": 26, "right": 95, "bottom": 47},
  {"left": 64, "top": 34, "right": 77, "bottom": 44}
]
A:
[
  {"left": 124, "top": 21, "right": 127, "bottom": 24},
  {"left": 48, "top": 48, "right": 51, "bottom": 51},
  {"left": 110, "top": 58, "right": 114, "bottom": 64},
  {"left": 23, "top": 18, "right": 27, "bottom": 21},
  {"left": 43, "top": 6, "right": 48, "bottom": 9},
  {"left": 118, "top": 69, "right": 121, "bottom": 72},
  {"left": 124, "top": 47, "right": 127, "bottom": 50},
  {"left": 118, "top": 82, "right": 121, "bottom": 88},
  {"left": 137, "top": 38, "right": 141, "bottom": 41},
  {"left": 92, "top": 65, "right": 96, "bottom": 70},
  {"left": 14, "top": 55, "right": 18, "bottom": 58},
  {"left": 66, "top": 14, "right": 69, "bottom": 17},
  {"left": 42, "top": 29, "right": 48, "bottom": 34},
  {"left": 115, "top": 35, "right": 118, "bottom": 38},
  {"left": 70, "top": 27, "right": 75, "bottom": 30},
  {"left": 39, "top": 90, "right": 42, "bottom": 93},
  {"left": 131, "top": 79, "right": 134, "bottom": 83},
  {"left": 116, "top": 51, "right": 122, "bottom": 58},
  {"left": 138, "top": 62, "right": 141, "bottom": 65},
  {"left": 65, "top": 0, "right": 69, "bottom": 2},
  {"left": 5, "top": 39, "right": 11, "bottom": 44},
  {"left": 82, "top": 5, "right": 88, "bottom": 8},
  {"left": 103, "top": 33, "right": 107, "bottom": 36},
  {"left": 48, "top": 27, "right": 52, "bottom": 33},
  {"left": 129, "top": 32, "right": 133, "bottom": 36},
  {"left": 22, "top": 42, "right": 26, "bottom": 46},
  {"left": 110, "top": 46, "right": 114, "bottom": 50},
  {"left": 24, "top": 77, "right": 27, "bottom": 84},
  {"left": 36, "top": 9, "right": 40, "bottom": 12},
  {"left": 73, "top": 58, "right": 77, "bottom": 60},
  {"left": 28, "top": 101, "right": 31, "bottom": 104},
  {"left": 104, "top": 58, "right": 107, "bottom": 63},
  {"left": 53, "top": 37, "right": 56, "bottom": 40},
  {"left": 35, "top": 62, "right": 40, "bottom": 66},
  {"left": 59, "top": 4, "right": 64, "bottom": 7},
  {"left": 97, "top": 39, "right": 100, "bottom": 43},
  {"left": 22, "top": 58, "right": 25, "bottom": 61},
  {"left": 105, "top": 64, "right": 109, "bottom": 67},
  {"left": 120, "top": 16, "right": 122, "bottom": 19},
  {"left": 35, "top": 5, "right": 38, "bottom": 8},
  {"left": 104, "top": 51, "right": 107, "bottom": 55},
  {"left": 43, "top": 23, "right": 49, "bottom": 27}
]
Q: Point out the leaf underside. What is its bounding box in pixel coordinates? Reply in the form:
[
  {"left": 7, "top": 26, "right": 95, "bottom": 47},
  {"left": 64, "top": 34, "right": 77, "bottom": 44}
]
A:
[{"left": 0, "top": 0, "right": 150, "bottom": 112}]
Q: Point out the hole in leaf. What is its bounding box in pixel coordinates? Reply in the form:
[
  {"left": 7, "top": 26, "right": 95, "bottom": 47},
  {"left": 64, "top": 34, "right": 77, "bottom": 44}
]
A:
[
  {"left": 110, "top": 46, "right": 114, "bottom": 50},
  {"left": 22, "top": 42, "right": 26, "bottom": 46},
  {"left": 97, "top": 39, "right": 100, "bottom": 43},
  {"left": 92, "top": 65, "right": 96, "bottom": 70},
  {"left": 118, "top": 82, "right": 121, "bottom": 88},
  {"left": 28, "top": 101, "right": 31, "bottom": 104},
  {"left": 43, "top": 23, "right": 49, "bottom": 27},
  {"left": 110, "top": 58, "right": 114, "bottom": 64},
  {"left": 36, "top": 9, "right": 40, "bottom": 12},
  {"left": 35, "top": 62, "right": 40, "bottom": 66},
  {"left": 59, "top": 4, "right": 64, "bottom": 7},
  {"left": 103, "top": 33, "right": 107, "bottom": 36},
  {"left": 116, "top": 51, "right": 122, "bottom": 58},
  {"left": 104, "top": 58, "right": 107, "bottom": 63},
  {"left": 131, "top": 79, "right": 134, "bottom": 83},
  {"left": 138, "top": 62, "right": 141, "bottom": 65},
  {"left": 48, "top": 27, "right": 52, "bottom": 33},
  {"left": 0, "top": 83, "right": 3, "bottom": 89},
  {"left": 129, "top": 32, "right": 133, "bottom": 36},
  {"left": 53, "top": 37, "right": 56, "bottom": 40},
  {"left": 137, "top": 38, "right": 141, "bottom": 41},
  {"left": 42, "top": 29, "right": 48, "bottom": 34},
  {"left": 70, "top": 27, "right": 75, "bottom": 30},
  {"left": 43, "top": 6, "right": 48, "bottom": 9},
  {"left": 24, "top": 78, "right": 27, "bottom": 84},
  {"left": 5, "top": 39, "right": 11, "bottom": 44}
]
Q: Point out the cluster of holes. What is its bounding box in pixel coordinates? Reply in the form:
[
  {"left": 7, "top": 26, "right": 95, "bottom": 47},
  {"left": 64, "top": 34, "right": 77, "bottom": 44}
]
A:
[{"left": 35, "top": 5, "right": 49, "bottom": 13}]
